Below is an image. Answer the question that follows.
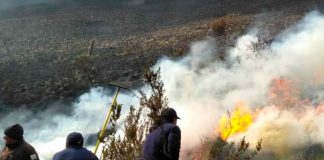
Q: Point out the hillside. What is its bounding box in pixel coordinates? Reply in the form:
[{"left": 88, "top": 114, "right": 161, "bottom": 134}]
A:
[{"left": 0, "top": 0, "right": 323, "bottom": 106}]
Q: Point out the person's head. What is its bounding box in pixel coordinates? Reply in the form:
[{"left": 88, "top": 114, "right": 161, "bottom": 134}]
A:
[
  {"left": 161, "top": 108, "right": 180, "bottom": 124},
  {"left": 66, "top": 132, "right": 84, "bottom": 148},
  {"left": 3, "top": 124, "right": 24, "bottom": 144}
]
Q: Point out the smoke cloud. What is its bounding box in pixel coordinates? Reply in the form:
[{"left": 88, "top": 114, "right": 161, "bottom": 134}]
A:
[
  {"left": 155, "top": 11, "right": 324, "bottom": 157},
  {"left": 0, "top": 87, "right": 138, "bottom": 159}
]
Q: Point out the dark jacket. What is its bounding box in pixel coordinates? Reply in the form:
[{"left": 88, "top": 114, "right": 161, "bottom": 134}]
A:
[
  {"left": 52, "top": 147, "right": 98, "bottom": 160},
  {"left": 52, "top": 133, "right": 98, "bottom": 160},
  {"left": 0, "top": 140, "right": 39, "bottom": 160},
  {"left": 143, "top": 123, "right": 181, "bottom": 160}
]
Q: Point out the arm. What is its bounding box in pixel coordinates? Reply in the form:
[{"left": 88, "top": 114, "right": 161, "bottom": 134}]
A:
[
  {"left": 167, "top": 126, "right": 181, "bottom": 160},
  {"left": 28, "top": 148, "right": 39, "bottom": 160}
]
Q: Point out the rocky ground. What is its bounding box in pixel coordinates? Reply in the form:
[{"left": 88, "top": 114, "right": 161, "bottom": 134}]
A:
[{"left": 0, "top": 0, "right": 323, "bottom": 106}]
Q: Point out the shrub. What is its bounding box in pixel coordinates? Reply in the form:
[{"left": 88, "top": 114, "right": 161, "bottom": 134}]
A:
[
  {"left": 139, "top": 68, "right": 169, "bottom": 130},
  {"left": 211, "top": 18, "right": 227, "bottom": 35},
  {"left": 101, "top": 68, "right": 168, "bottom": 160},
  {"left": 210, "top": 137, "right": 262, "bottom": 160},
  {"left": 73, "top": 54, "right": 96, "bottom": 82},
  {"left": 101, "top": 105, "right": 145, "bottom": 160},
  {"left": 210, "top": 14, "right": 253, "bottom": 36}
]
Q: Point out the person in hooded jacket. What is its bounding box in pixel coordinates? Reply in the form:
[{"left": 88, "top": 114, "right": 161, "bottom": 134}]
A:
[
  {"left": 143, "top": 108, "right": 181, "bottom": 160},
  {"left": 0, "top": 124, "right": 39, "bottom": 160},
  {"left": 52, "top": 132, "right": 98, "bottom": 160}
]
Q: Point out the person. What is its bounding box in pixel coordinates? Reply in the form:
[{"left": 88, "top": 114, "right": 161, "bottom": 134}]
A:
[
  {"left": 52, "top": 132, "right": 98, "bottom": 160},
  {"left": 0, "top": 124, "right": 39, "bottom": 160},
  {"left": 143, "top": 108, "right": 181, "bottom": 160}
]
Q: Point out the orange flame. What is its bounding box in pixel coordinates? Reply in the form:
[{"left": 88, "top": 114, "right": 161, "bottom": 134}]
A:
[
  {"left": 269, "top": 78, "right": 302, "bottom": 108},
  {"left": 218, "top": 102, "right": 253, "bottom": 140}
]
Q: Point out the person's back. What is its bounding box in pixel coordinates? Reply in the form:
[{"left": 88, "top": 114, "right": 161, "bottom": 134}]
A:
[
  {"left": 143, "top": 123, "right": 181, "bottom": 160},
  {"left": 52, "top": 132, "right": 98, "bottom": 160},
  {"left": 53, "top": 147, "right": 97, "bottom": 160},
  {"left": 143, "top": 108, "right": 181, "bottom": 160}
]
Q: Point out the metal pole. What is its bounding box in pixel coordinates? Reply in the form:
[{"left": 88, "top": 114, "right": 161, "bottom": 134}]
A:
[{"left": 93, "top": 87, "right": 121, "bottom": 154}]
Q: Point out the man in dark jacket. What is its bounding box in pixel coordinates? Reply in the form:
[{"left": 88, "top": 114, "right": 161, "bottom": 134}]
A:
[
  {"left": 52, "top": 132, "right": 98, "bottom": 160},
  {"left": 143, "top": 108, "right": 181, "bottom": 160},
  {"left": 0, "top": 124, "right": 39, "bottom": 160}
]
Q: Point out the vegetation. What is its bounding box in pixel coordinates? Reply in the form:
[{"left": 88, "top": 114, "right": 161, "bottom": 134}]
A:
[
  {"left": 210, "top": 14, "right": 252, "bottom": 36},
  {"left": 0, "top": 4, "right": 301, "bottom": 106},
  {"left": 211, "top": 137, "right": 262, "bottom": 160},
  {"left": 73, "top": 53, "right": 96, "bottom": 82},
  {"left": 211, "top": 17, "right": 227, "bottom": 35},
  {"left": 101, "top": 105, "right": 145, "bottom": 160},
  {"left": 99, "top": 69, "right": 262, "bottom": 160},
  {"left": 100, "top": 68, "right": 169, "bottom": 160}
]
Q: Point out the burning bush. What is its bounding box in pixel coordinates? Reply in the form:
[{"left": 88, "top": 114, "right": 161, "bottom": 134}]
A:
[
  {"left": 218, "top": 103, "right": 253, "bottom": 141},
  {"left": 99, "top": 68, "right": 263, "bottom": 160}
]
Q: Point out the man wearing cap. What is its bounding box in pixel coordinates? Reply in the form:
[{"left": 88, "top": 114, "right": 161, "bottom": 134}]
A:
[
  {"left": 52, "top": 132, "right": 98, "bottom": 160},
  {"left": 143, "top": 108, "right": 181, "bottom": 160},
  {"left": 0, "top": 124, "right": 39, "bottom": 160}
]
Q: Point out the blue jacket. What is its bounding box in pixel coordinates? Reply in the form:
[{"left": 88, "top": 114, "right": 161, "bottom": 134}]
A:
[
  {"left": 52, "top": 147, "right": 98, "bottom": 160},
  {"left": 52, "top": 132, "right": 98, "bottom": 160},
  {"left": 143, "top": 123, "right": 181, "bottom": 160},
  {"left": 53, "top": 147, "right": 98, "bottom": 160}
]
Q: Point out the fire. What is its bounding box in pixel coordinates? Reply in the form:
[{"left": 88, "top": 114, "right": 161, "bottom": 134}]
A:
[
  {"left": 218, "top": 102, "right": 253, "bottom": 140},
  {"left": 269, "top": 78, "right": 303, "bottom": 108}
]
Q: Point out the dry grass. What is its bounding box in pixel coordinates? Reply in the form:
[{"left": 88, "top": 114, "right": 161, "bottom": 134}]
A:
[
  {"left": 197, "top": 137, "right": 262, "bottom": 160},
  {"left": 210, "top": 14, "right": 253, "bottom": 36}
]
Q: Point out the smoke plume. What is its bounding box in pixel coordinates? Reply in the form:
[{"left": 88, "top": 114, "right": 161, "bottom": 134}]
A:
[
  {"left": 0, "top": 87, "right": 138, "bottom": 159},
  {"left": 155, "top": 11, "right": 324, "bottom": 158}
]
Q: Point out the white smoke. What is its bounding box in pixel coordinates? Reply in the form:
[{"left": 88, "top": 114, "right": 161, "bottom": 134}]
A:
[
  {"left": 236, "top": 11, "right": 324, "bottom": 154},
  {"left": 0, "top": 87, "right": 138, "bottom": 160},
  {"left": 154, "top": 11, "right": 324, "bottom": 157},
  {"left": 1, "top": 10, "right": 324, "bottom": 160}
]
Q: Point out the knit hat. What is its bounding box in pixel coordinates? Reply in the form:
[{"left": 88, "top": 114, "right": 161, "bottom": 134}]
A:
[
  {"left": 4, "top": 124, "right": 24, "bottom": 141},
  {"left": 66, "top": 132, "right": 84, "bottom": 148}
]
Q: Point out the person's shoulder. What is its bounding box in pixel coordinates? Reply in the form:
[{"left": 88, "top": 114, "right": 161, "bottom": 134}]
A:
[
  {"left": 16, "top": 141, "right": 39, "bottom": 160},
  {"left": 170, "top": 125, "right": 181, "bottom": 134},
  {"left": 80, "top": 148, "right": 99, "bottom": 160},
  {"left": 52, "top": 150, "right": 64, "bottom": 160},
  {"left": 20, "top": 141, "right": 37, "bottom": 153},
  {"left": 81, "top": 147, "right": 94, "bottom": 154},
  {"left": 163, "top": 123, "right": 181, "bottom": 133}
]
